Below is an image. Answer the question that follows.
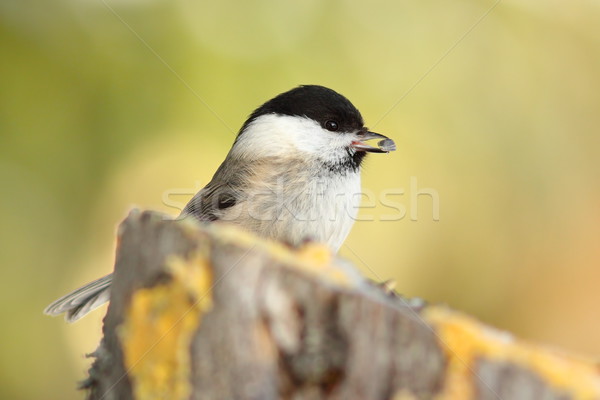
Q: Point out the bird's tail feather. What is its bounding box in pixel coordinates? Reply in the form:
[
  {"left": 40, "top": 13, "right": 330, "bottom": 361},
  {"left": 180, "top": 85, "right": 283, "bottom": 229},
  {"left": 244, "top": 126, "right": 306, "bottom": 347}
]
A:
[{"left": 44, "top": 274, "right": 113, "bottom": 323}]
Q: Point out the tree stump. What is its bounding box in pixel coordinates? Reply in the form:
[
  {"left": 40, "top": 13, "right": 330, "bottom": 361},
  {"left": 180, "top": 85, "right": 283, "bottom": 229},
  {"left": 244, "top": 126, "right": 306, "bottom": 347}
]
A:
[{"left": 83, "top": 210, "right": 600, "bottom": 400}]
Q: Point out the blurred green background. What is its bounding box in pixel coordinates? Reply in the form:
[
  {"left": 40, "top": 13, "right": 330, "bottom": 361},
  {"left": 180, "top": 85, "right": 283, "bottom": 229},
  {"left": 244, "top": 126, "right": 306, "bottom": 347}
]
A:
[{"left": 2, "top": 0, "right": 600, "bottom": 398}]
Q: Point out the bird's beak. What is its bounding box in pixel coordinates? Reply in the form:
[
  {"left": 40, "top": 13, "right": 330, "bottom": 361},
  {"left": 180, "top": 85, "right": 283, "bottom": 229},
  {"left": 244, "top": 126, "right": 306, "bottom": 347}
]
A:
[{"left": 351, "top": 131, "right": 396, "bottom": 153}]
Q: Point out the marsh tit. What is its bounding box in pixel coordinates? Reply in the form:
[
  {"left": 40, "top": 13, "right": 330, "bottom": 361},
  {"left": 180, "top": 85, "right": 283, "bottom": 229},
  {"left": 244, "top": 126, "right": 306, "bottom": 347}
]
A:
[{"left": 44, "top": 85, "right": 396, "bottom": 322}]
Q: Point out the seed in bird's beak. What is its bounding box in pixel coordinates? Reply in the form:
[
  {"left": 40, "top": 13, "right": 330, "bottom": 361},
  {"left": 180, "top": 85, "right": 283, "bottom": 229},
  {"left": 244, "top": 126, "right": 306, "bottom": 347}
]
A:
[
  {"left": 351, "top": 131, "right": 396, "bottom": 153},
  {"left": 378, "top": 138, "right": 396, "bottom": 152}
]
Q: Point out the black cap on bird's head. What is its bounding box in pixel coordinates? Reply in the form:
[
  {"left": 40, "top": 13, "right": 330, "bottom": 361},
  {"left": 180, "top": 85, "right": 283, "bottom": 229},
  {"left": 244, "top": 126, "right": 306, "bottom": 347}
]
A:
[{"left": 240, "top": 85, "right": 365, "bottom": 135}]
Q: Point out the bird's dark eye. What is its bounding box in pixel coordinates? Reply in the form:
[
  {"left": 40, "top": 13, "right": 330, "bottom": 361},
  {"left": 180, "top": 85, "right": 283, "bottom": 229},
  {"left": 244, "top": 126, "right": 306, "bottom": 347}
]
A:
[{"left": 325, "top": 120, "right": 339, "bottom": 131}]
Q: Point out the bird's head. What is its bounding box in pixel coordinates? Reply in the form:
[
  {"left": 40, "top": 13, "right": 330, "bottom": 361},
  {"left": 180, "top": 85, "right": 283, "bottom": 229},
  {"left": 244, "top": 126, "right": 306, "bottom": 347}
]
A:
[{"left": 230, "top": 85, "right": 395, "bottom": 171}]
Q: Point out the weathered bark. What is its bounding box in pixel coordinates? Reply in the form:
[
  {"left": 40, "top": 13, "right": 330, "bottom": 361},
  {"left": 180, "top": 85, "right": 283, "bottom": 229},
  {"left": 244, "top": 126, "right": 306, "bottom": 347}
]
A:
[{"left": 84, "top": 210, "right": 600, "bottom": 400}]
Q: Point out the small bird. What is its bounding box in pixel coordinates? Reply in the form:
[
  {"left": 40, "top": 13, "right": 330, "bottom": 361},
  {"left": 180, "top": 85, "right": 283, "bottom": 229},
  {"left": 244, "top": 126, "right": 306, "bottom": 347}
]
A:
[{"left": 44, "top": 85, "right": 396, "bottom": 322}]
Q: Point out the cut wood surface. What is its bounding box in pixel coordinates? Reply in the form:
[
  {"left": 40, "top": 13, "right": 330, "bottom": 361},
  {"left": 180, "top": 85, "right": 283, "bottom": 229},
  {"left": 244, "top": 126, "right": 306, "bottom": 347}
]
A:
[{"left": 84, "top": 210, "right": 600, "bottom": 400}]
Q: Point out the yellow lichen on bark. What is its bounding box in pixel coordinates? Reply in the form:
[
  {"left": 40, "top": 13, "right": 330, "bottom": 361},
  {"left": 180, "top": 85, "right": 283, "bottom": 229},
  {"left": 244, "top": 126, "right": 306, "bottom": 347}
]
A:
[
  {"left": 424, "top": 307, "right": 600, "bottom": 400},
  {"left": 118, "top": 253, "right": 213, "bottom": 400}
]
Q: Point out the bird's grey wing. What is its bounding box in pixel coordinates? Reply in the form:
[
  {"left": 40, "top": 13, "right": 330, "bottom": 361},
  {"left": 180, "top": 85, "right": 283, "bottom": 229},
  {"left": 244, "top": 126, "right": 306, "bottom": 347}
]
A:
[
  {"left": 180, "top": 156, "right": 251, "bottom": 222},
  {"left": 44, "top": 274, "right": 112, "bottom": 323}
]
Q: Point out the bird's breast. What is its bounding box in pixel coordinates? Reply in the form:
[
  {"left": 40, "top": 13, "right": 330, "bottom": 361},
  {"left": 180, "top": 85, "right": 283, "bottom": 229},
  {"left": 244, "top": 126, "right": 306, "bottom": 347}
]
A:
[{"left": 222, "top": 164, "right": 361, "bottom": 253}]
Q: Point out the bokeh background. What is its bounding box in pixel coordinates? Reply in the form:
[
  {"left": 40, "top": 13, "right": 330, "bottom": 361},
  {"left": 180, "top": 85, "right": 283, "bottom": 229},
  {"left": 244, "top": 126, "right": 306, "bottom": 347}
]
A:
[{"left": 2, "top": 0, "right": 600, "bottom": 398}]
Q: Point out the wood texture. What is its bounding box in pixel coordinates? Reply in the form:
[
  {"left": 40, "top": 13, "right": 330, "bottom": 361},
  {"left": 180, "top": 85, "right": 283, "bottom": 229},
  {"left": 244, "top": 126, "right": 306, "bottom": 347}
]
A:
[{"left": 84, "top": 210, "right": 600, "bottom": 400}]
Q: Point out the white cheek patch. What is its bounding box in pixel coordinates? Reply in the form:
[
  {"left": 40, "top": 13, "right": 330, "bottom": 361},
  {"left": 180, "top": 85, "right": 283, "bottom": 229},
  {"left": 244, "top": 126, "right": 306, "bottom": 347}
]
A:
[{"left": 231, "top": 114, "right": 354, "bottom": 163}]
